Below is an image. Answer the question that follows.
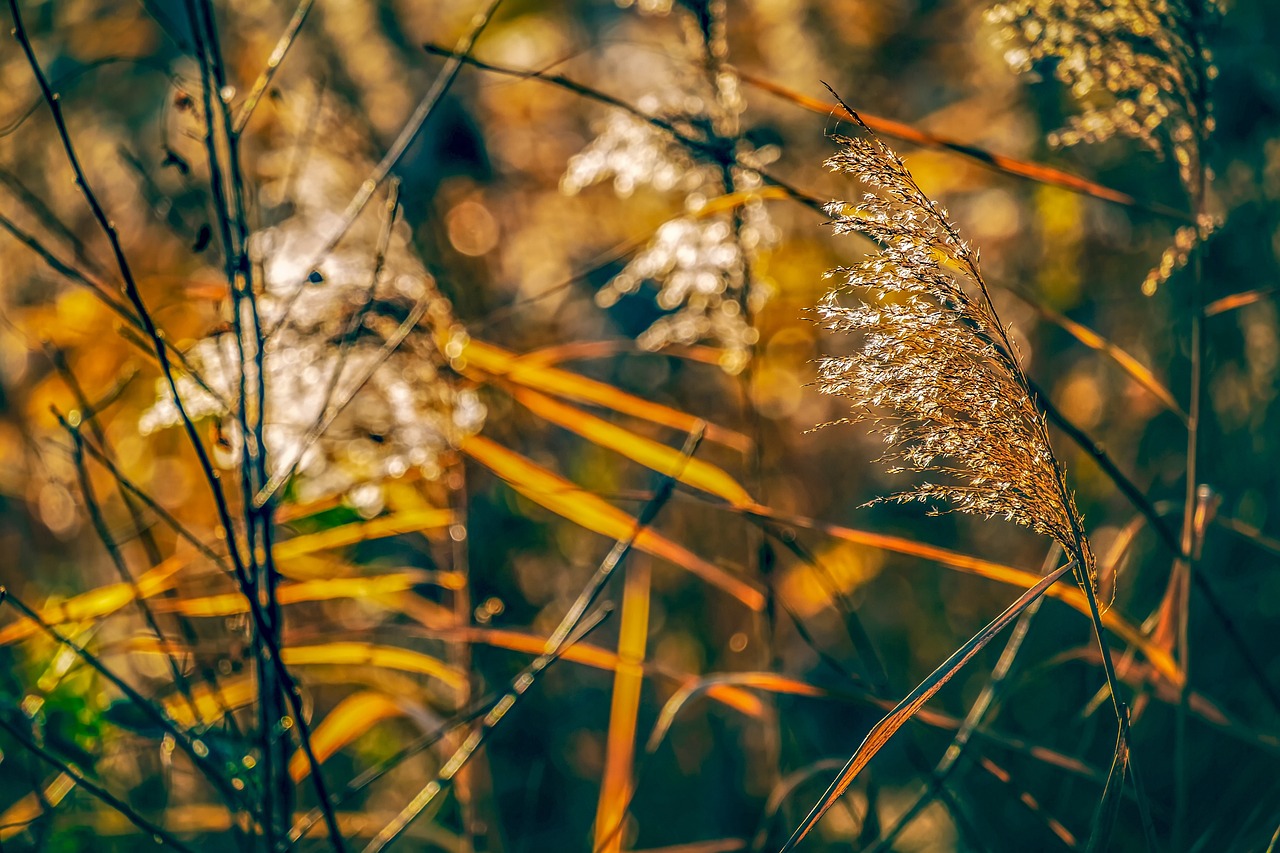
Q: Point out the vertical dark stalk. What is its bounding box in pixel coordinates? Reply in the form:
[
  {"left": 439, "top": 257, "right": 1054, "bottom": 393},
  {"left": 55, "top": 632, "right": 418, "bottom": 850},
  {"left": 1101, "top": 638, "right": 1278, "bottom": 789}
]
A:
[
  {"left": 1173, "top": 8, "right": 1213, "bottom": 845},
  {"left": 4, "top": 4, "right": 348, "bottom": 848}
]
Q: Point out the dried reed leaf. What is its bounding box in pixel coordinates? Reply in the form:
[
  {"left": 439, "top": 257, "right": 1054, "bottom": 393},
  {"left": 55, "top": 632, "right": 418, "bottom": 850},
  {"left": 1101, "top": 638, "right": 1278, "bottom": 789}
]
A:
[
  {"left": 1204, "top": 287, "right": 1278, "bottom": 317},
  {"left": 273, "top": 509, "right": 455, "bottom": 563},
  {"left": 511, "top": 387, "right": 754, "bottom": 507},
  {"left": 0, "top": 556, "right": 186, "bottom": 645},
  {"left": 460, "top": 339, "right": 751, "bottom": 452},
  {"left": 647, "top": 673, "right": 828, "bottom": 754},
  {"left": 429, "top": 626, "right": 767, "bottom": 718},
  {"left": 151, "top": 572, "right": 442, "bottom": 618},
  {"left": 780, "top": 561, "right": 1075, "bottom": 850},
  {"left": 737, "top": 504, "right": 1178, "bottom": 685},
  {"left": 594, "top": 561, "right": 651, "bottom": 853},
  {"left": 460, "top": 435, "right": 766, "bottom": 610},
  {"left": 164, "top": 675, "right": 258, "bottom": 729},
  {"left": 518, "top": 340, "right": 726, "bottom": 369},
  {"left": 0, "top": 773, "right": 75, "bottom": 841},
  {"left": 1025, "top": 299, "right": 1186, "bottom": 420},
  {"left": 739, "top": 72, "right": 1185, "bottom": 218},
  {"left": 280, "top": 643, "right": 466, "bottom": 691},
  {"left": 287, "top": 692, "right": 408, "bottom": 783}
]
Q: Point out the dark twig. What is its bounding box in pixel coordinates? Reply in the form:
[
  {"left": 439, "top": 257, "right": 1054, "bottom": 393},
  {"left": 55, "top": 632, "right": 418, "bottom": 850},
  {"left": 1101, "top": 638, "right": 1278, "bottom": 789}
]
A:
[
  {"left": 266, "top": 0, "right": 505, "bottom": 339},
  {"left": 0, "top": 591, "right": 247, "bottom": 816},
  {"left": 6, "top": 8, "right": 348, "bottom": 846},
  {"left": 233, "top": 0, "right": 317, "bottom": 134},
  {"left": 361, "top": 425, "right": 704, "bottom": 853}
]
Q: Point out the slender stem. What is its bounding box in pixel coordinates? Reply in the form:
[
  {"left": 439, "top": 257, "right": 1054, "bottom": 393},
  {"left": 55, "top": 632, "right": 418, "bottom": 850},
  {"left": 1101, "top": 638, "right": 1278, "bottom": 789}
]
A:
[{"left": 232, "top": 0, "right": 317, "bottom": 134}]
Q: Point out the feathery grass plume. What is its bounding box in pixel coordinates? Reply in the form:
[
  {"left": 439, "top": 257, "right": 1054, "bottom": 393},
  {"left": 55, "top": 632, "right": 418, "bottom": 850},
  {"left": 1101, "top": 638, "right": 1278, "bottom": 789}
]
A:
[
  {"left": 139, "top": 90, "right": 484, "bottom": 516},
  {"left": 560, "top": 0, "right": 778, "bottom": 374},
  {"left": 987, "top": 0, "right": 1220, "bottom": 292},
  {"left": 815, "top": 93, "right": 1097, "bottom": 590},
  {"left": 987, "top": 0, "right": 1217, "bottom": 188}
]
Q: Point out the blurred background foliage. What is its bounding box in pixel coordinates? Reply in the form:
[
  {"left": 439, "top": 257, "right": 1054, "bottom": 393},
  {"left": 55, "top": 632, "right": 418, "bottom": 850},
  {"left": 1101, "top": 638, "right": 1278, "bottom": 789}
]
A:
[{"left": 1, "top": 0, "right": 1279, "bottom": 850}]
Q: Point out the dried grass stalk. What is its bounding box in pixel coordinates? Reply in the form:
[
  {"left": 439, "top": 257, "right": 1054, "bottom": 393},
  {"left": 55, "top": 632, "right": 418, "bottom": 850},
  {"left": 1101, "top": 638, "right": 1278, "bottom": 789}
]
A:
[{"left": 814, "top": 92, "right": 1097, "bottom": 590}]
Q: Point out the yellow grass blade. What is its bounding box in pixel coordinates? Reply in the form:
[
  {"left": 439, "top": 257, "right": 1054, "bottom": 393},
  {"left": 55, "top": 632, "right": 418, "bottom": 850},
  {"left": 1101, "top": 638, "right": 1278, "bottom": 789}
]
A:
[
  {"left": 459, "top": 339, "right": 751, "bottom": 453},
  {"left": 594, "top": 561, "right": 651, "bottom": 853},
  {"left": 461, "top": 435, "right": 765, "bottom": 610},
  {"left": 274, "top": 509, "right": 455, "bottom": 563},
  {"left": 152, "top": 572, "right": 445, "bottom": 618},
  {"left": 281, "top": 643, "right": 467, "bottom": 692},
  {"left": 511, "top": 387, "right": 754, "bottom": 507},
  {"left": 165, "top": 675, "right": 258, "bottom": 729},
  {"left": 0, "top": 556, "right": 186, "bottom": 645},
  {"left": 0, "top": 773, "right": 76, "bottom": 841},
  {"left": 288, "top": 692, "right": 408, "bottom": 782}
]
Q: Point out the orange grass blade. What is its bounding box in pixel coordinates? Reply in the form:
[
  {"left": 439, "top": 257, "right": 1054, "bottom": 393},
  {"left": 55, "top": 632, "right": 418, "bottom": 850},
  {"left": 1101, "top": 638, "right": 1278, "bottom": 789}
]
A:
[
  {"left": 435, "top": 626, "right": 766, "bottom": 718},
  {"left": 511, "top": 387, "right": 754, "bottom": 507},
  {"left": 460, "top": 339, "right": 751, "bottom": 453},
  {"left": 594, "top": 560, "right": 652, "bottom": 853},
  {"left": 740, "top": 505, "right": 1180, "bottom": 686},
  {"left": 461, "top": 435, "right": 765, "bottom": 610},
  {"left": 741, "top": 72, "right": 1190, "bottom": 221},
  {"left": 1204, "top": 286, "right": 1279, "bottom": 317},
  {"left": 780, "top": 561, "right": 1075, "bottom": 850},
  {"left": 647, "top": 673, "right": 828, "bottom": 753},
  {"left": 288, "top": 692, "right": 408, "bottom": 783},
  {"left": 1020, "top": 297, "right": 1187, "bottom": 421},
  {"left": 518, "top": 340, "right": 727, "bottom": 369}
]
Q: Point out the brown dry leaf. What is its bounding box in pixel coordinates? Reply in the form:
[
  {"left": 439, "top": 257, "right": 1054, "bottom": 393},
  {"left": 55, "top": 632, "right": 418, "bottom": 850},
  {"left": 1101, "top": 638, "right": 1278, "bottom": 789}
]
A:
[{"left": 461, "top": 435, "right": 765, "bottom": 610}]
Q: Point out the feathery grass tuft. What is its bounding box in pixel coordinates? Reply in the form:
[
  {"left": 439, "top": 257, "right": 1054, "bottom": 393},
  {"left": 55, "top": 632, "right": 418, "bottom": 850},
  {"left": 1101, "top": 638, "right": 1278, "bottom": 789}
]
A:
[{"left": 814, "top": 90, "right": 1097, "bottom": 589}]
